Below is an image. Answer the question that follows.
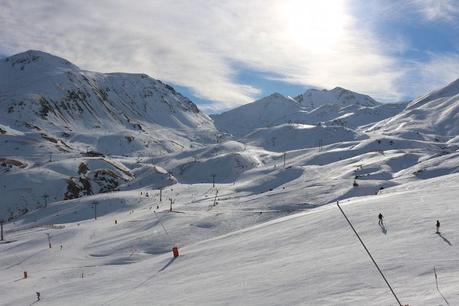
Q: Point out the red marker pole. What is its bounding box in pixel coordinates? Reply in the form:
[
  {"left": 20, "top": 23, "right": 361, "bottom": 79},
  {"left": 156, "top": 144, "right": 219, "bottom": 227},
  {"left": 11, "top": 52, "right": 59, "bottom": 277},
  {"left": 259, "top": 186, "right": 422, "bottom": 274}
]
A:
[{"left": 172, "top": 246, "right": 179, "bottom": 258}]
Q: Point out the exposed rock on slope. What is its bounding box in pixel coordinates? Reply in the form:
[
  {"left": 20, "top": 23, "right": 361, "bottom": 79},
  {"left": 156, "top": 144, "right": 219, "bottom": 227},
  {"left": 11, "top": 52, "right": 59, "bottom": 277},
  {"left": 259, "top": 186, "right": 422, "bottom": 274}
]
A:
[{"left": 0, "top": 50, "right": 217, "bottom": 155}]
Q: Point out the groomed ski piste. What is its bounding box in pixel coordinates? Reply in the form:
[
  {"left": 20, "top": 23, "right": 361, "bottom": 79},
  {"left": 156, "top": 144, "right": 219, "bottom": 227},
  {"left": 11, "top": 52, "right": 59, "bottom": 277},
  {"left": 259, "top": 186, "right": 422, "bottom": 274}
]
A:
[
  {"left": 1, "top": 173, "right": 458, "bottom": 305},
  {"left": 2, "top": 50, "right": 459, "bottom": 305}
]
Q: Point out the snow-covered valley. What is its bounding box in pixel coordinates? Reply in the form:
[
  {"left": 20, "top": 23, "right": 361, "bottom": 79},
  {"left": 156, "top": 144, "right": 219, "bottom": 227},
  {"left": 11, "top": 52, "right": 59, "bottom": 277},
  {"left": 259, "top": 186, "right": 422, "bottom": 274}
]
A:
[{"left": 1, "top": 50, "right": 459, "bottom": 305}]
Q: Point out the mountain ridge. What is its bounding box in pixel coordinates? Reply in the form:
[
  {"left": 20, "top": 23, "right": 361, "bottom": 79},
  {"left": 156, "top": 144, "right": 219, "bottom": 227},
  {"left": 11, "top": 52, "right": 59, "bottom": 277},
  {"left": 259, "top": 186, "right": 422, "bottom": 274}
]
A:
[
  {"left": 0, "top": 50, "right": 217, "bottom": 156},
  {"left": 212, "top": 89, "right": 404, "bottom": 137},
  {"left": 369, "top": 78, "right": 459, "bottom": 140},
  {"left": 294, "top": 86, "right": 378, "bottom": 109}
]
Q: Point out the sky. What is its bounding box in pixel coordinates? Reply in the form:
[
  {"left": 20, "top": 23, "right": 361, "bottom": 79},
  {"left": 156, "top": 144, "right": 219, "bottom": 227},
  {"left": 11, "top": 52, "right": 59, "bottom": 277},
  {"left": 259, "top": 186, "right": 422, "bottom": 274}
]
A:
[{"left": 1, "top": 0, "right": 459, "bottom": 113}]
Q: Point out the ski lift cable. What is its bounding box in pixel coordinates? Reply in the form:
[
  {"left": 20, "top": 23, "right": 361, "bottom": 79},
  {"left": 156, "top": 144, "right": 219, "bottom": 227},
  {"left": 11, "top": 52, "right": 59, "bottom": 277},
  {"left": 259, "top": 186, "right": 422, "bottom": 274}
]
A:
[
  {"left": 336, "top": 201, "right": 403, "bottom": 306},
  {"left": 153, "top": 211, "right": 174, "bottom": 245}
]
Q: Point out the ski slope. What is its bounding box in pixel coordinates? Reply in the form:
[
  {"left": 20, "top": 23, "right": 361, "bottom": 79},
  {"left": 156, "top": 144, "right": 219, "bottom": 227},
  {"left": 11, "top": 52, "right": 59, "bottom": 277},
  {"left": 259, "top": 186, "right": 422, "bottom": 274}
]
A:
[
  {"left": 2, "top": 49, "right": 459, "bottom": 306},
  {"left": 1, "top": 173, "right": 458, "bottom": 305}
]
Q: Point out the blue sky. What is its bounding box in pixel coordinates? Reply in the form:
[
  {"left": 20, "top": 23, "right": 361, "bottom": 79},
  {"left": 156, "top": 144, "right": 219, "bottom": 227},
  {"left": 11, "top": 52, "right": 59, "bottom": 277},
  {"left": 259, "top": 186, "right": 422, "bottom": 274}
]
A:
[
  {"left": 175, "top": 67, "right": 310, "bottom": 112},
  {"left": 1, "top": 0, "right": 459, "bottom": 113}
]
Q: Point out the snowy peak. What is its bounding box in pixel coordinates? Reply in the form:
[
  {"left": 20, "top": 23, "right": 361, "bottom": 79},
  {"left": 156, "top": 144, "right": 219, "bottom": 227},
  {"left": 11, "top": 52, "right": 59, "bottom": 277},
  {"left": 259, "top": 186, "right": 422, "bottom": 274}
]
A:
[
  {"left": 0, "top": 50, "right": 217, "bottom": 157},
  {"left": 211, "top": 92, "right": 301, "bottom": 136},
  {"left": 212, "top": 88, "right": 399, "bottom": 136},
  {"left": 1, "top": 50, "right": 78, "bottom": 75},
  {"left": 248, "top": 92, "right": 298, "bottom": 107},
  {"left": 295, "top": 86, "right": 378, "bottom": 109},
  {"left": 0, "top": 50, "right": 212, "bottom": 133}
]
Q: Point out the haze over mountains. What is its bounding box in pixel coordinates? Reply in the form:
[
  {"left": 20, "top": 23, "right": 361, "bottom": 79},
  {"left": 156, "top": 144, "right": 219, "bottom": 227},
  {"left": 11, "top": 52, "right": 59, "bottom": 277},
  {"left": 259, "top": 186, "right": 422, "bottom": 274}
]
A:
[{"left": 1, "top": 50, "right": 459, "bottom": 305}]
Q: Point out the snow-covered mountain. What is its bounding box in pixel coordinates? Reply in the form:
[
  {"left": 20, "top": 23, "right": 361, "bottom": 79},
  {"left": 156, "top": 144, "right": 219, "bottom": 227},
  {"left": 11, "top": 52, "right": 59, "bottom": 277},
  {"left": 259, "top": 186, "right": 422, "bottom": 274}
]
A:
[
  {"left": 212, "top": 90, "right": 404, "bottom": 136},
  {"left": 0, "top": 50, "right": 218, "bottom": 216},
  {"left": 2, "top": 50, "right": 459, "bottom": 306},
  {"left": 0, "top": 50, "right": 217, "bottom": 156},
  {"left": 369, "top": 78, "right": 459, "bottom": 140},
  {"left": 210, "top": 93, "right": 302, "bottom": 136},
  {"left": 295, "top": 86, "right": 378, "bottom": 109}
]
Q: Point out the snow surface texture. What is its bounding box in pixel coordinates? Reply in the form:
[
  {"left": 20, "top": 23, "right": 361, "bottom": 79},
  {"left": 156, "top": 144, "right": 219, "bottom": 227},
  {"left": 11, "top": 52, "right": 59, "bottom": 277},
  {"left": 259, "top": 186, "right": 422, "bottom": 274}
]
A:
[
  {"left": 1, "top": 50, "right": 459, "bottom": 305},
  {"left": 2, "top": 174, "right": 459, "bottom": 305}
]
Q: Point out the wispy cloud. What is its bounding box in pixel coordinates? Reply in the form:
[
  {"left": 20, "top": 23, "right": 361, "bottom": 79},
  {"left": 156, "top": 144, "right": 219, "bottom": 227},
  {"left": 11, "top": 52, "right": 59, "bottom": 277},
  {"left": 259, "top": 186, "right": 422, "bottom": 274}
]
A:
[
  {"left": 364, "top": 0, "right": 459, "bottom": 24},
  {"left": 0, "top": 0, "right": 457, "bottom": 110},
  {"left": 409, "top": 0, "right": 459, "bottom": 23},
  {"left": 403, "top": 53, "right": 459, "bottom": 99},
  {"left": 0, "top": 0, "right": 406, "bottom": 109}
]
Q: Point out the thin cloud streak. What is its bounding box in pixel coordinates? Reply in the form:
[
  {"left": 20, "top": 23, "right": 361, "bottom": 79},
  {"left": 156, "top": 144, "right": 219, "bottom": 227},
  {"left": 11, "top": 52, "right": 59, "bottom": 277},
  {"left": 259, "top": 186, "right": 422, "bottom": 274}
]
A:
[
  {"left": 409, "top": 0, "right": 459, "bottom": 23},
  {"left": 403, "top": 53, "right": 459, "bottom": 99},
  {"left": 0, "top": 0, "right": 263, "bottom": 108}
]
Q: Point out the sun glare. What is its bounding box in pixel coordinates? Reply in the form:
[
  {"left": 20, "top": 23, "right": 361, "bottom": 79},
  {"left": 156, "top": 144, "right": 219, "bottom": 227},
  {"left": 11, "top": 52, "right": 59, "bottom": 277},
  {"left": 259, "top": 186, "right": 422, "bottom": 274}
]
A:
[{"left": 279, "top": 0, "right": 349, "bottom": 52}]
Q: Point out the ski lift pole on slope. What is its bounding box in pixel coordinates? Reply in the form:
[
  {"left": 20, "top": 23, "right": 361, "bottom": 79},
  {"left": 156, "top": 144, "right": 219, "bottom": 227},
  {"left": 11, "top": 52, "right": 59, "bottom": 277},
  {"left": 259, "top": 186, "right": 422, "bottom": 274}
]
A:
[
  {"left": 153, "top": 211, "right": 179, "bottom": 258},
  {"left": 336, "top": 201, "right": 403, "bottom": 306},
  {"left": 434, "top": 266, "right": 450, "bottom": 306},
  {"left": 46, "top": 233, "right": 52, "bottom": 248}
]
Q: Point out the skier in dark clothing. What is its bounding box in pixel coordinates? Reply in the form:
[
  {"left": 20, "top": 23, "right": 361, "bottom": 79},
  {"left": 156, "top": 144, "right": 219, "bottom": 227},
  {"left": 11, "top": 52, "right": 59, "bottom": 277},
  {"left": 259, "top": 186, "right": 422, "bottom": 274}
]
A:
[
  {"left": 378, "top": 213, "right": 384, "bottom": 226},
  {"left": 36, "top": 292, "right": 40, "bottom": 301},
  {"left": 436, "top": 220, "right": 440, "bottom": 234}
]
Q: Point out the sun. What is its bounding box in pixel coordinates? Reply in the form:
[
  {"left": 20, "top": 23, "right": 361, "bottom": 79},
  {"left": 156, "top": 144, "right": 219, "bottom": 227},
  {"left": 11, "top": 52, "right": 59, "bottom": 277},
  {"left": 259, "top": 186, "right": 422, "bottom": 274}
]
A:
[{"left": 279, "top": 0, "right": 349, "bottom": 53}]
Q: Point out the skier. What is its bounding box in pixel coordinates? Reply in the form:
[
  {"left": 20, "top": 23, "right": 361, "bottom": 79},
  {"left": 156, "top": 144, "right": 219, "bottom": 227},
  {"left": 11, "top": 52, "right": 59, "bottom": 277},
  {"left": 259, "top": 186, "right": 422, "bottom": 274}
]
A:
[
  {"left": 436, "top": 220, "right": 440, "bottom": 234},
  {"left": 36, "top": 292, "right": 40, "bottom": 301},
  {"left": 378, "top": 213, "right": 384, "bottom": 226}
]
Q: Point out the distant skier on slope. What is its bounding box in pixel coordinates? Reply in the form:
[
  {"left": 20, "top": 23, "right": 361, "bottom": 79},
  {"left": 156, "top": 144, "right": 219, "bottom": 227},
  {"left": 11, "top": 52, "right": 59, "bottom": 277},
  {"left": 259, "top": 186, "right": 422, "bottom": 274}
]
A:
[
  {"left": 436, "top": 220, "right": 440, "bottom": 234},
  {"left": 36, "top": 292, "right": 40, "bottom": 301},
  {"left": 378, "top": 213, "right": 384, "bottom": 226}
]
